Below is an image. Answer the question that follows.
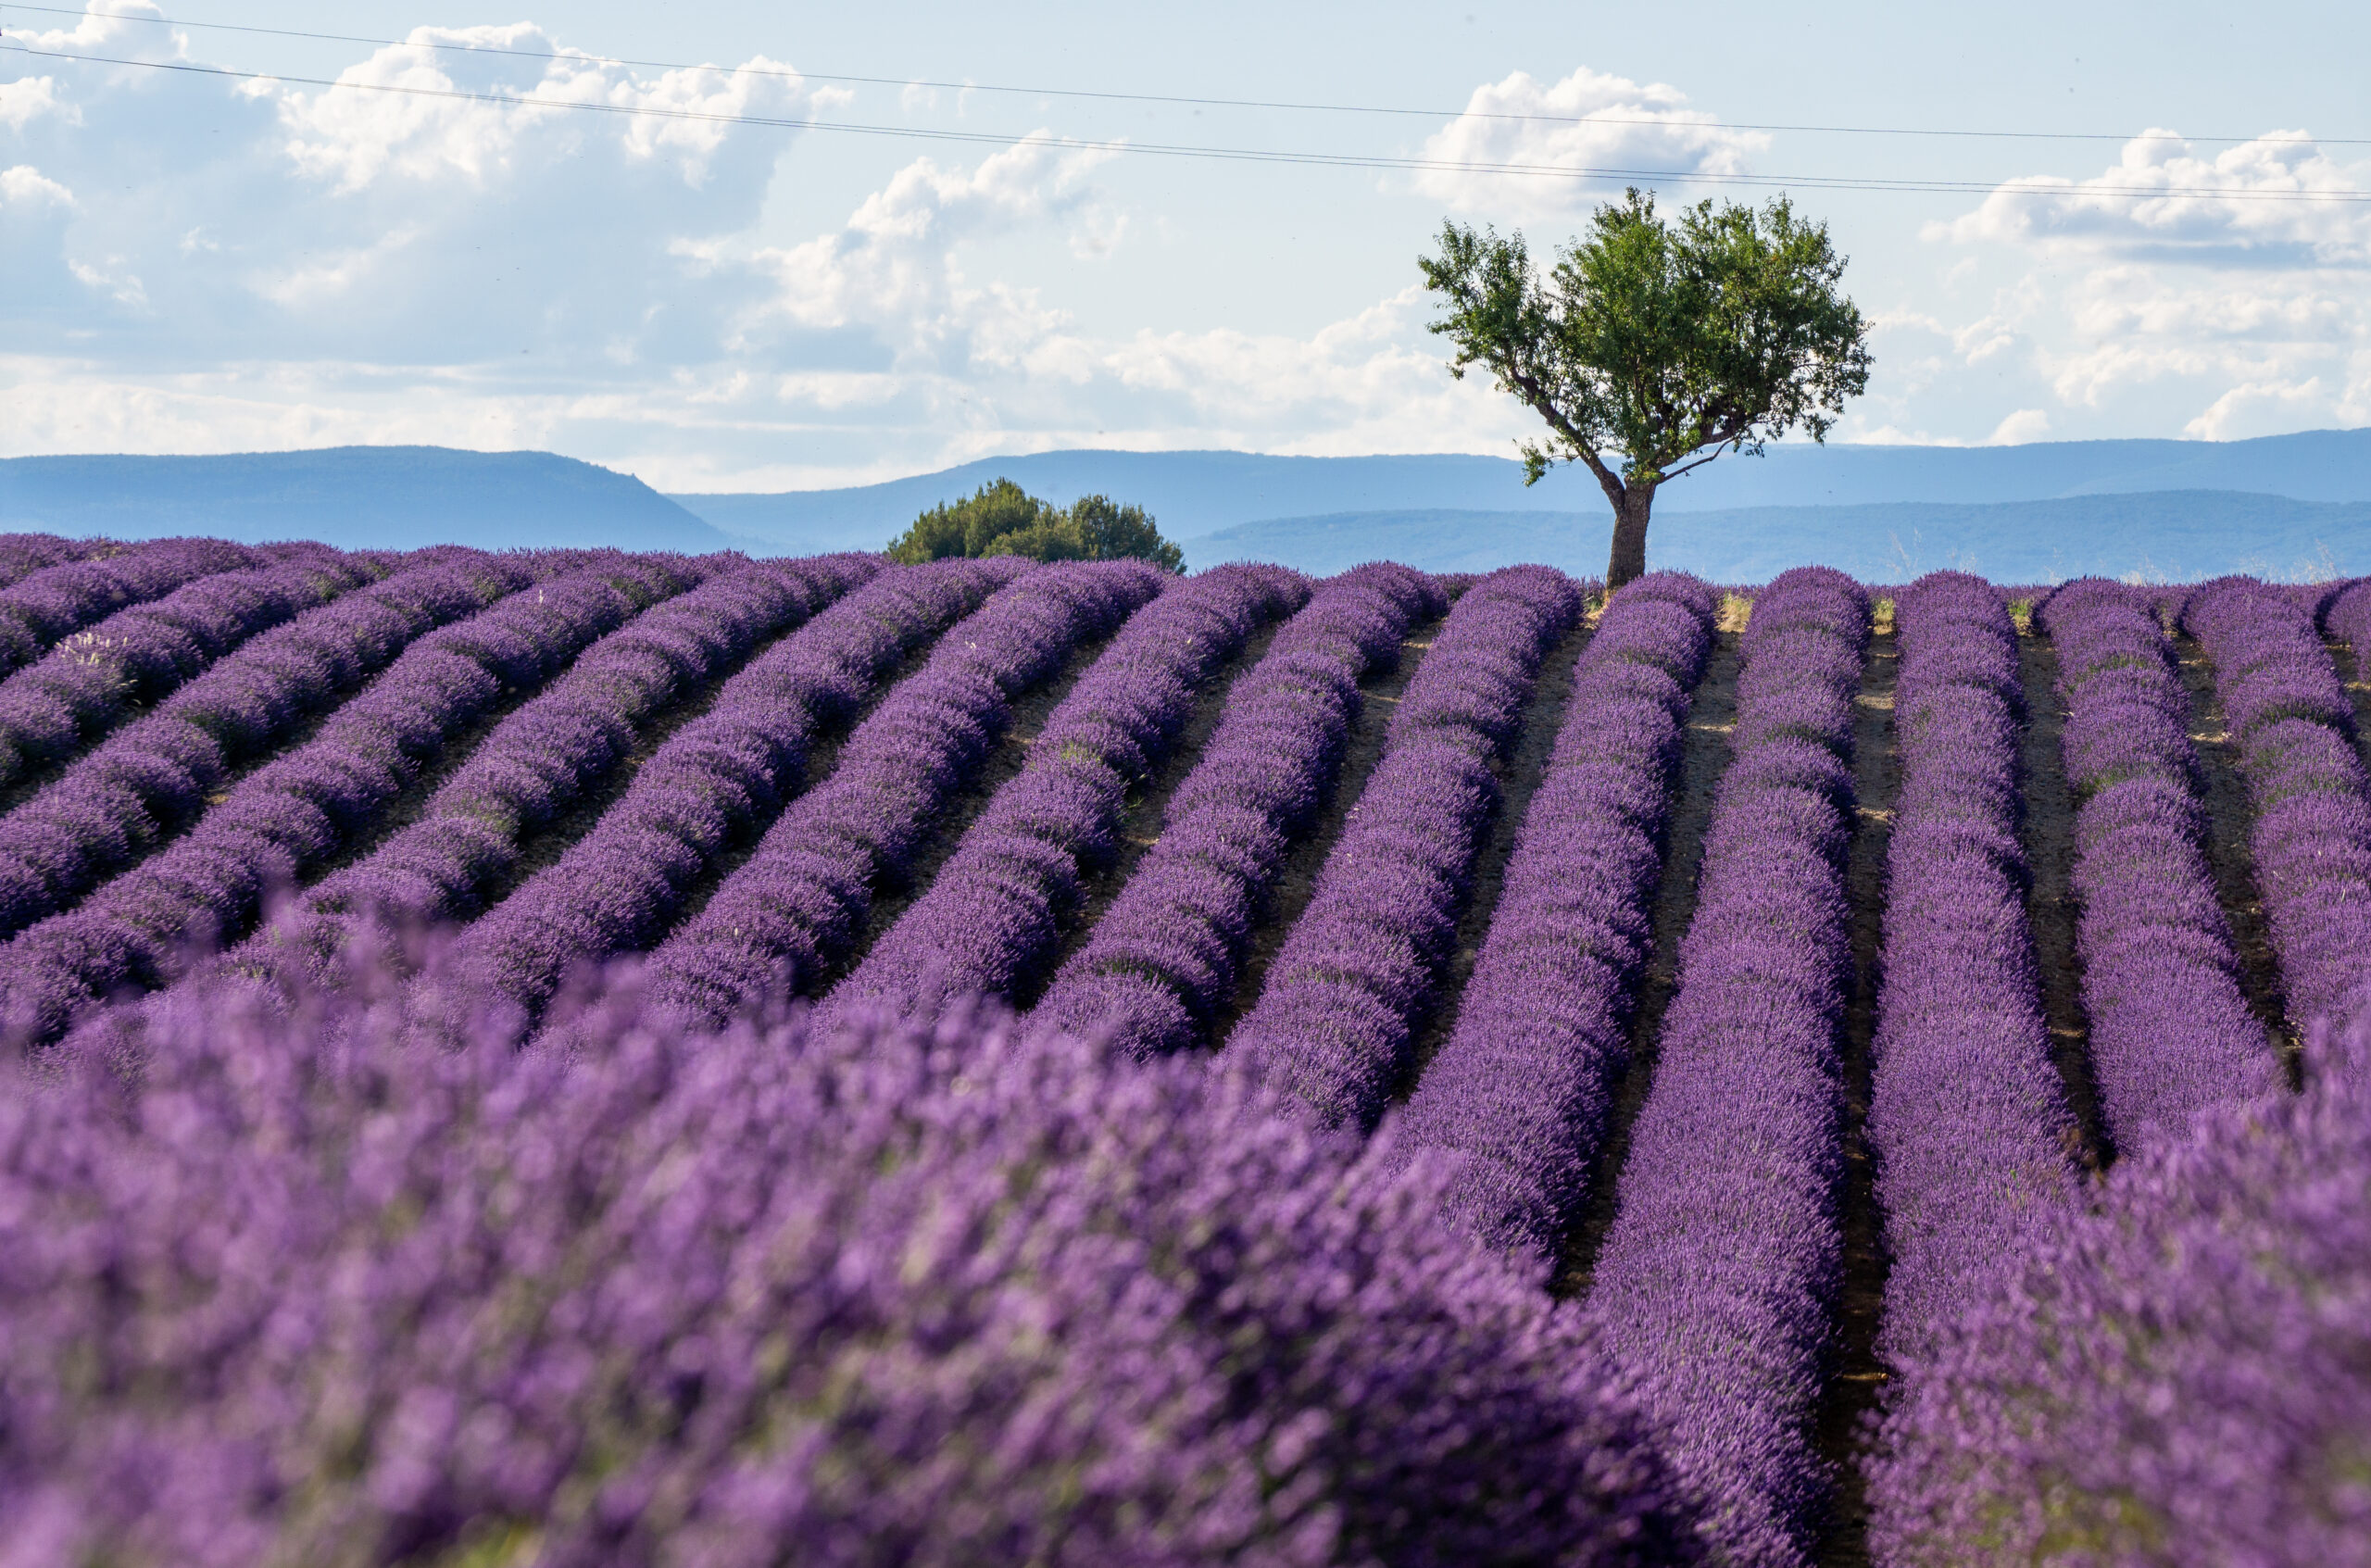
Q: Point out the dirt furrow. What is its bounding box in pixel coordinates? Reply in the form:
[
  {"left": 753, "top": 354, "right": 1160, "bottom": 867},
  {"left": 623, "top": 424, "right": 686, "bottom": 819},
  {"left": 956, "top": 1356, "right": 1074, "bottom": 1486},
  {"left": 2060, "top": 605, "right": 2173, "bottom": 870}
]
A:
[
  {"left": 2173, "top": 634, "right": 2293, "bottom": 1066},
  {"left": 2016, "top": 628, "right": 2115, "bottom": 1173},
  {"left": 1550, "top": 627, "right": 1742, "bottom": 1299},
  {"left": 1813, "top": 629, "right": 1902, "bottom": 1568},
  {"left": 1210, "top": 616, "right": 1446, "bottom": 1044}
]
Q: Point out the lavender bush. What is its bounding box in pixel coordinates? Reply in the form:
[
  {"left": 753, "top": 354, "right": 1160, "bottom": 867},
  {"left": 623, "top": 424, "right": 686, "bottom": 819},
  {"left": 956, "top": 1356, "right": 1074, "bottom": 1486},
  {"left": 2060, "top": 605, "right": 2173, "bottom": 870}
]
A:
[
  {"left": 420, "top": 560, "right": 1012, "bottom": 1027},
  {"left": 1025, "top": 562, "right": 1448, "bottom": 1057},
  {"left": 219, "top": 554, "right": 878, "bottom": 994},
  {"left": 0, "top": 961, "right": 1702, "bottom": 1566},
  {"left": 2037, "top": 578, "right": 2281, "bottom": 1146},
  {"left": 2182, "top": 574, "right": 2371, "bottom": 1026},
  {"left": 0, "top": 552, "right": 537, "bottom": 945},
  {"left": 0, "top": 533, "right": 108, "bottom": 592},
  {"left": 0, "top": 547, "right": 374, "bottom": 793},
  {"left": 1391, "top": 571, "right": 1718, "bottom": 1258},
  {"left": 638, "top": 559, "right": 1162, "bottom": 1028},
  {"left": 1866, "top": 571, "right": 2080, "bottom": 1363},
  {"left": 1229, "top": 564, "right": 1582, "bottom": 1130},
  {"left": 0, "top": 535, "right": 265, "bottom": 678},
  {"left": 820, "top": 562, "right": 1308, "bottom": 1027},
  {"left": 0, "top": 557, "right": 704, "bottom": 1043},
  {"left": 1585, "top": 565, "right": 1871, "bottom": 1568},
  {"left": 1867, "top": 1017, "right": 2371, "bottom": 1568}
]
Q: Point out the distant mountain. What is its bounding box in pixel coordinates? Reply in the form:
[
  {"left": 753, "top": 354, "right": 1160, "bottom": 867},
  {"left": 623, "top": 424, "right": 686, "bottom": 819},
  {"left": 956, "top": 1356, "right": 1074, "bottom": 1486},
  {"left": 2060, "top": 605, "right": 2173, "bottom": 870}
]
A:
[
  {"left": 1183, "top": 493, "right": 2371, "bottom": 583},
  {"left": 671, "top": 429, "right": 2371, "bottom": 552},
  {"left": 0, "top": 447, "right": 732, "bottom": 554}
]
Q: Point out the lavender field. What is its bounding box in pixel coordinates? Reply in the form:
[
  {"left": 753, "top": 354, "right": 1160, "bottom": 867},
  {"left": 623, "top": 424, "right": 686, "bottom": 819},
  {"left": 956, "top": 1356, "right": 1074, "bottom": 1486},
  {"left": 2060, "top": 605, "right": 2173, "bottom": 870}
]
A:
[{"left": 2, "top": 534, "right": 2365, "bottom": 1567}]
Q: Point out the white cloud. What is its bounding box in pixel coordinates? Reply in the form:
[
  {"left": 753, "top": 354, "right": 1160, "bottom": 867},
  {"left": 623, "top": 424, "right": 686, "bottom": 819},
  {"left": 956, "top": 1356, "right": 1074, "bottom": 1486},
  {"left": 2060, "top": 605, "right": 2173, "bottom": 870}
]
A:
[
  {"left": 275, "top": 27, "right": 830, "bottom": 194},
  {"left": 0, "top": 76, "right": 69, "bottom": 130},
  {"left": 0, "top": 164, "right": 74, "bottom": 209},
  {"left": 1926, "top": 129, "right": 2371, "bottom": 440},
  {"left": 1934, "top": 130, "right": 2371, "bottom": 265},
  {"left": 1986, "top": 408, "right": 2051, "bottom": 445},
  {"left": 1415, "top": 67, "right": 1766, "bottom": 220}
]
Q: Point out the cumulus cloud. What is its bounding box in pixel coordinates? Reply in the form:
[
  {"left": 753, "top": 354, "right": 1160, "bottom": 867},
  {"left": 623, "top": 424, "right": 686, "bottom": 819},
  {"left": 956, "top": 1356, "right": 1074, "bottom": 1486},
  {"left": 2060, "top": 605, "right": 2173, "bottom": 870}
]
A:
[
  {"left": 1928, "top": 129, "right": 2371, "bottom": 440},
  {"left": 1415, "top": 67, "right": 1765, "bottom": 219},
  {"left": 1934, "top": 130, "right": 2371, "bottom": 266},
  {"left": 0, "top": 75, "right": 69, "bottom": 130}
]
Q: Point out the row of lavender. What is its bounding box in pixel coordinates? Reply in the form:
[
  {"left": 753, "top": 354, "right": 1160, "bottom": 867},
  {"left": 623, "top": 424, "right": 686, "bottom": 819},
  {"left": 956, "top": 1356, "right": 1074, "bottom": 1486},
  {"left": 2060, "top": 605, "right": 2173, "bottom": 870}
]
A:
[
  {"left": 1586, "top": 567, "right": 1869, "bottom": 1567},
  {"left": 236, "top": 553, "right": 884, "bottom": 995},
  {"left": 0, "top": 554, "right": 717, "bottom": 1042},
  {"left": 3, "top": 536, "right": 2369, "bottom": 1563}
]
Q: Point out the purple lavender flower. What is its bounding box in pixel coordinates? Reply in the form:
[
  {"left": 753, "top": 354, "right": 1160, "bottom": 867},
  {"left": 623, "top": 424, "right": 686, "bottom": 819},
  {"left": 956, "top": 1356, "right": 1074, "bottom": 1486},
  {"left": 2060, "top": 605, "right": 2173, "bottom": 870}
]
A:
[
  {"left": 1865, "top": 571, "right": 2080, "bottom": 1365},
  {"left": 0, "top": 960, "right": 1703, "bottom": 1566},
  {"left": 634, "top": 559, "right": 1163, "bottom": 1028},
  {"left": 819, "top": 563, "right": 1308, "bottom": 1028},
  {"left": 1866, "top": 1012, "right": 2371, "bottom": 1568},
  {"left": 2037, "top": 578, "right": 2281, "bottom": 1146},
  {"left": 1391, "top": 571, "right": 1718, "bottom": 1258},
  {"left": 2182, "top": 574, "right": 2371, "bottom": 1026},
  {"left": 1229, "top": 564, "right": 1584, "bottom": 1130},
  {"left": 0, "top": 555, "right": 709, "bottom": 1042},
  {"left": 1027, "top": 562, "right": 1448, "bottom": 1056},
  {"left": 1585, "top": 565, "right": 1870, "bottom": 1568},
  {"left": 0, "top": 547, "right": 373, "bottom": 792}
]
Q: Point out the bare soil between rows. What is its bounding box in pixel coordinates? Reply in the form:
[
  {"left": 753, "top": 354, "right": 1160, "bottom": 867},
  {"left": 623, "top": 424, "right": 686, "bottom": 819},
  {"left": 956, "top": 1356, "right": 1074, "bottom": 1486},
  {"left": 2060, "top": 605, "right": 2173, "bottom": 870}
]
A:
[{"left": 1813, "top": 629, "right": 1902, "bottom": 1568}]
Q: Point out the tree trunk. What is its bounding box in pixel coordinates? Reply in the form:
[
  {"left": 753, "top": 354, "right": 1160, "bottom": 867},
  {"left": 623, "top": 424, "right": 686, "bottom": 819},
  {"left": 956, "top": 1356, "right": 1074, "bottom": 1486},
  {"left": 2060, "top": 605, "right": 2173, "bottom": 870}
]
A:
[{"left": 1606, "top": 485, "right": 1654, "bottom": 592}]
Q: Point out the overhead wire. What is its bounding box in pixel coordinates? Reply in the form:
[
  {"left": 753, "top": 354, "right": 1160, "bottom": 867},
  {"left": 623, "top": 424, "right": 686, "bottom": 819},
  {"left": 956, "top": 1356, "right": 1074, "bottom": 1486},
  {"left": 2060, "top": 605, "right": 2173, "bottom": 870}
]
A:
[
  {"left": 4, "top": 16, "right": 2367, "bottom": 202},
  {"left": 0, "top": 0, "right": 2360, "bottom": 147}
]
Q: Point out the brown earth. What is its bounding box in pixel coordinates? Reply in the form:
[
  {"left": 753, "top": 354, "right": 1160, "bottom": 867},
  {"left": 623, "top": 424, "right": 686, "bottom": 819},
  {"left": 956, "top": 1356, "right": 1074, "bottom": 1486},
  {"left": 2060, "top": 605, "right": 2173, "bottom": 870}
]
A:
[
  {"left": 2174, "top": 634, "right": 2295, "bottom": 1074},
  {"left": 2016, "top": 630, "right": 2115, "bottom": 1172},
  {"left": 1813, "top": 630, "right": 1903, "bottom": 1568}
]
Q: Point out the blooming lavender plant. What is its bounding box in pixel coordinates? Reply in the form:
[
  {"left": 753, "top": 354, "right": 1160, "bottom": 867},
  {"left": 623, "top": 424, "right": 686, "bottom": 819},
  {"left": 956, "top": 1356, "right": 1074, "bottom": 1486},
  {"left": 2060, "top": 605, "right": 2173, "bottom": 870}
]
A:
[
  {"left": 1866, "top": 1013, "right": 2371, "bottom": 1568},
  {"left": 0, "top": 536, "right": 266, "bottom": 678},
  {"left": 204, "top": 554, "right": 878, "bottom": 996},
  {"left": 0, "top": 533, "right": 107, "bottom": 592},
  {"left": 1864, "top": 571, "right": 2080, "bottom": 1366},
  {"left": 636, "top": 559, "right": 1163, "bottom": 1027},
  {"left": 0, "top": 556, "right": 705, "bottom": 1043},
  {"left": 0, "top": 958, "right": 1706, "bottom": 1566},
  {"left": 1390, "top": 571, "right": 1718, "bottom": 1259},
  {"left": 1227, "top": 564, "right": 1583, "bottom": 1130},
  {"left": 2182, "top": 574, "right": 2371, "bottom": 1027},
  {"left": 819, "top": 563, "right": 1308, "bottom": 1027},
  {"left": 0, "top": 547, "right": 374, "bottom": 793},
  {"left": 0, "top": 552, "right": 538, "bottom": 945},
  {"left": 2037, "top": 578, "right": 2281, "bottom": 1146},
  {"left": 1585, "top": 565, "right": 1871, "bottom": 1568},
  {"left": 1025, "top": 562, "right": 1449, "bottom": 1057}
]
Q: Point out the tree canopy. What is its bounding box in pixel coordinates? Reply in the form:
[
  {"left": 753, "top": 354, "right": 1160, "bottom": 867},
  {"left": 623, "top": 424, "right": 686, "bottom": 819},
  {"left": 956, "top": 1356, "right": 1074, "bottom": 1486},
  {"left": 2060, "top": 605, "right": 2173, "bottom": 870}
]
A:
[
  {"left": 886, "top": 479, "right": 1185, "bottom": 572},
  {"left": 1421, "top": 189, "right": 1872, "bottom": 589}
]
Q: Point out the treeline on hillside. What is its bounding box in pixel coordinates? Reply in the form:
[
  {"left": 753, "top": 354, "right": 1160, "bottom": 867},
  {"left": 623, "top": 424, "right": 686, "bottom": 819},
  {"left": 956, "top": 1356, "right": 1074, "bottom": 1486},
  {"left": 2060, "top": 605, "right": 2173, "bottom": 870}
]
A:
[{"left": 886, "top": 479, "right": 1184, "bottom": 571}]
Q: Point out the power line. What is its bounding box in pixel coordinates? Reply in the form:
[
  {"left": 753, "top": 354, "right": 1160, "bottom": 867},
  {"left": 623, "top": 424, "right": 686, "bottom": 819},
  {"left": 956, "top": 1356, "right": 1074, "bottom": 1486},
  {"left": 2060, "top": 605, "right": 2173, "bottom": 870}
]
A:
[
  {"left": 2, "top": 0, "right": 2364, "bottom": 149},
  {"left": 6, "top": 38, "right": 2369, "bottom": 204}
]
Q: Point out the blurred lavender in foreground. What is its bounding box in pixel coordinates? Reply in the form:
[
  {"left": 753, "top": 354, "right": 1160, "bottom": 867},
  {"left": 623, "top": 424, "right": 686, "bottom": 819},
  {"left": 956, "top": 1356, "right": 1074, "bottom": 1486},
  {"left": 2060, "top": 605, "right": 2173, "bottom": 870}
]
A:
[
  {"left": 1868, "top": 1014, "right": 2371, "bottom": 1567},
  {"left": 0, "top": 954, "right": 1702, "bottom": 1568}
]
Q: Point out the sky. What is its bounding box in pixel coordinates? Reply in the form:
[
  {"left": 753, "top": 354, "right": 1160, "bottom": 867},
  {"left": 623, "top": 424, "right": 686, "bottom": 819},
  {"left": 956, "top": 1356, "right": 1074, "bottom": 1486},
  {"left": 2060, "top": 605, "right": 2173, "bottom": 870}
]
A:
[{"left": 2, "top": 0, "right": 2367, "bottom": 491}]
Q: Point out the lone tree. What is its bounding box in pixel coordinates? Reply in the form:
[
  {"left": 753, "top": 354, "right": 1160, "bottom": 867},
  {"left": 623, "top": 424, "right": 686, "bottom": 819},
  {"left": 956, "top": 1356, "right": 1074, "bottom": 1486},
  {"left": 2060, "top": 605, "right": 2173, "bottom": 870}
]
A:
[
  {"left": 1421, "top": 188, "right": 1872, "bottom": 590},
  {"left": 886, "top": 478, "right": 1185, "bottom": 571}
]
